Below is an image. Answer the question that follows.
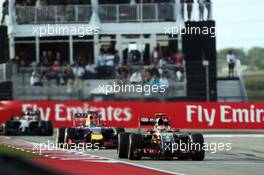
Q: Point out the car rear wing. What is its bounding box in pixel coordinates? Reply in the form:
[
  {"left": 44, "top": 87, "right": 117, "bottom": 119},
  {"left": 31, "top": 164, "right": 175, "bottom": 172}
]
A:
[
  {"left": 74, "top": 112, "right": 99, "bottom": 119},
  {"left": 74, "top": 113, "right": 88, "bottom": 118},
  {"left": 22, "top": 111, "right": 40, "bottom": 116},
  {"left": 73, "top": 112, "right": 101, "bottom": 126},
  {"left": 139, "top": 116, "right": 170, "bottom": 127}
]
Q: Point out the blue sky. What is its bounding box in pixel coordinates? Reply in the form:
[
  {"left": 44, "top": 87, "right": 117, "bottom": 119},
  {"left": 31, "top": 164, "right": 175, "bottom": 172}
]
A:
[{"left": 214, "top": 0, "right": 264, "bottom": 50}]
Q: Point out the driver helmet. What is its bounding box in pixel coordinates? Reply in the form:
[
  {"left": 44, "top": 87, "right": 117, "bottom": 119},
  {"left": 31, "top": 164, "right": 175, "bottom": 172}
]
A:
[
  {"left": 86, "top": 113, "right": 96, "bottom": 126},
  {"left": 156, "top": 118, "right": 164, "bottom": 126}
]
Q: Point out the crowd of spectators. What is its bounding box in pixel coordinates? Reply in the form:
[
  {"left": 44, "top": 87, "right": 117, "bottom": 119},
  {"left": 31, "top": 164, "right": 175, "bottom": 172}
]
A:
[{"left": 12, "top": 46, "right": 185, "bottom": 87}]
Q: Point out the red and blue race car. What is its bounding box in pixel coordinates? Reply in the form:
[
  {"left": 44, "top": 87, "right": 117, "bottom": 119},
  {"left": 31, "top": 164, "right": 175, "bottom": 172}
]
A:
[{"left": 57, "top": 111, "right": 125, "bottom": 149}]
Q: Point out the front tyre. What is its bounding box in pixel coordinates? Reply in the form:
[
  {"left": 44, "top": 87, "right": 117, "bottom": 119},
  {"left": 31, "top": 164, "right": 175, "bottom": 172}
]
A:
[
  {"left": 46, "top": 121, "right": 53, "bottom": 136},
  {"left": 191, "top": 133, "right": 205, "bottom": 161},
  {"left": 57, "top": 127, "right": 65, "bottom": 148},
  {"left": 117, "top": 133, "right": 130, "bottom": 158},
  {"left": 128, "top": 134, "right": 142, "bottom": 160}
]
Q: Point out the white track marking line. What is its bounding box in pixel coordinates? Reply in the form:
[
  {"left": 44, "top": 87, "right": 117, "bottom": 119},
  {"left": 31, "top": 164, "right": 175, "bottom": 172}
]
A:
[
  {"left": 79, "top": 151, "right": 185, "bottom": 175},
  {"left": 118, "top": 160, "right": 187, "bottom": 175},
  {"left": 13, "top": 138, "right": 186, "bottom": 175},
  {"left": 10, "top": 136, "right": 264, "bottom": 174}
]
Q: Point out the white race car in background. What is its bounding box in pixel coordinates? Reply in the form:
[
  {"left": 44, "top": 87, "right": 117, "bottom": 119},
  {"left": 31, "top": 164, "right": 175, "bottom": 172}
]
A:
[{"left": 1, "top": 110, "right": 53, "bottom": 136}]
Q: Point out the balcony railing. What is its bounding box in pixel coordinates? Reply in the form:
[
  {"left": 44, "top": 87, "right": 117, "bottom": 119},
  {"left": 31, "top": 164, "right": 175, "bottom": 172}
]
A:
[
  {"left": 16, "top": 5, "right": 93, "bottom": 24},
  {"left": 14, "top": 2, "right": 213, "bottom": 25},
  {"left": 15, "top": 3, "right": 176, "bottom": 24},
  {"left": 98, "top": 3, "right": 175, "bottom": 23}
]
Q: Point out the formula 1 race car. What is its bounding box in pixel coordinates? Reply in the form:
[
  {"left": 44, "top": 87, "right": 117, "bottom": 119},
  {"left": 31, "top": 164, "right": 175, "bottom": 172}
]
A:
[
  {"left": 57, "top": 111, "right": 125, "bottom": 149},
  {"left": 117, "top": 113, "right": 205, "bottom": 160},
  {"left": 2, "top": 110, "right": 53, "bottom": 136}
]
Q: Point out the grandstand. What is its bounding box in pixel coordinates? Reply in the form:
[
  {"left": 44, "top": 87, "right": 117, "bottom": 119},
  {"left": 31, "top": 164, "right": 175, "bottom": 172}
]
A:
[{"left": 0, "top": 0, "right": 247, "bottom": 102}]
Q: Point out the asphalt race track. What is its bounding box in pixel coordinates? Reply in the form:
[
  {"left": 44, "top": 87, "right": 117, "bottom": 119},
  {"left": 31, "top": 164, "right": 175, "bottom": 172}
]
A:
[{"left": 5, "top": 133, "right": 264, "bottom": 175}]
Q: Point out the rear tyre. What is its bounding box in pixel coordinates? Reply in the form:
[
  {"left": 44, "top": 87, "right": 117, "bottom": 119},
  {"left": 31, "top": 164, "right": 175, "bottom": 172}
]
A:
[
  {"left": 65, "top": 128, "right": 77, "bottom": 143},
  {"left": 128, "top": 134, "right": 142, "bottom": 160},
  {"left": 66, "top": 128, "right": 77, "bottom": 139},
  {"left": 39, "top": 121, "right": 48, "bottom": 135},
  {"left": 191, "top": 133, "right": 205, "bottom": 161},
  {"left": 57, "top": 127, "right": 66, "bottom": 148},
  {"left": 39, "top": 121, "right": 53, "bottom": 136},
  {"left": 117, "top": 133, "right": 130, "bottom": 158},
  {"left": 46, "top": 121, "right": 53, "bottom": 136},
  {"left": 4, "top": 121, "right": 12, "bottom": 135}
]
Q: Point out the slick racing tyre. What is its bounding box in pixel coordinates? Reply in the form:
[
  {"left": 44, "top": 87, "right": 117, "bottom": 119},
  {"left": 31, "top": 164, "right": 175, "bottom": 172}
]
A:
[
  {"left": 117, "top": 133, "right": 130, "bottom": 158},
  {"left": 191, "top": 133, "right": 205, "bottom": 161},
  {"left": 39, "top": 121, "right": 53, "bottom": 136},
  {"left": 65, "top": 128, "right": 77, "bottom": 144},
  {"left": 4, "top": 121, "right": 12, "bottom": 135},
  {"left": 46, "top": 121, "right": 54, "bottom": 136},
  {"left": 57, "top": 127, "right": 66, "bottom": 148},
  {"left": 128, "top": 133, "right": 142, "bottom": 160}
]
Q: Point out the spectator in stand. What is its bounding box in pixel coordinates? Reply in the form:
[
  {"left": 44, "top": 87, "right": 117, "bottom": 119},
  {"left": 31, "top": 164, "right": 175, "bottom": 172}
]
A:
[
  {"left": 114, "top": 50, "right": 120, "bottom": 65},
  {"left": 130, "top": 69, "right": 143, "bottom": 84},
  {"left": 130, "top": 0, "right": 136, "bottom": 5},
  {"left": 57, "top": 71, "right": 66, "bottom": 86},
  {"left": 30, "top": 70, "right": 43, "bottom": 86},
  {"left": 197, "top": 0, "right": 204, "bottom": 21},
  {"left": 176, "top": 69, "right": 183, "bottom": 81},
  {"left": 75, "top": 56, "right": 85, "bottom": 67},
  {"left": 158, "top": 56, "right": 167, "bottom": 67},
  {"left": 226, "top": 50, "right": 236, "bottom": 78},
  {"left": 158, "top": 56, "right": 168, "bottom": 75},
  {"left": 159, "top": 74, "right": 169, "bottom": 88},
  {"left": 151, "top": 44, "right": 161, "bottom": 64},
  {"left": 20, "top": 59, "right": 27, "bottom": 67},
  {"left": 63, "top": 64, "right": 74, "bottom": 84},
  {"left": 40, "top": 51, "right": 50, "bottom": 67},
  {"left": 52, "top": 60, "right": 60, "bottom": 71},
  {"left": 149, "top": 74, "right": 159, "bottom": 86},
  {"left": 97, "top": 47, "right": 106, "bottom": 78},
  {"left": 105, "top": 51, "right": 115, "bottom": 79},
  {"left": 36, "top": 0, "right": 47, "bottom": 9},
  {"left": 73, "top": 64, "right": 85, "bottom": 79},
  {"left": 186, "top": 0, "right": 193, "bottom": 21},
  {"left": 1, "top": 0, "right": 8, "bottom": 25},
  {"left": 174, "top": 51, "right": 184, "bottom": 66},
  {"left": 85, "top": 61, "right": 97, "bottom": 79},
  {"left": 30, "top": 61, "right": 38, "bottom": 67},
  {"left": 180, "top": 0, "right": 185, "bottom": 20},
  {"left": 55, "top": 52, "right": 62, "bottom": 65},
  {"left": 116, "top": 63, "right": 129, "bottom": 81},
  {"left": 44, "top": 60, "right": 60, "bottom": 82},
  {"left": 149, "top": 64, "right": 160, "bottom": 78},
  {"left": 47, "top": 50, "right": 54, "bottom": 64},
  {"left": 204, "top": 0, "right": 211, "bottom": 20}
]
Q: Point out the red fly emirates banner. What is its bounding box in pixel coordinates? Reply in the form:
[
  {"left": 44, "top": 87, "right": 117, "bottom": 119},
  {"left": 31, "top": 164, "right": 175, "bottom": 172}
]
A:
[{"left": 0, "top": 101, "right": 264, "bottom": 129}]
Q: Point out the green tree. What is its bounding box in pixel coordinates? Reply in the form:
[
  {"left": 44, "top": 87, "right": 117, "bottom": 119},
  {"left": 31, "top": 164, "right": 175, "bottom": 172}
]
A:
[{"left": 247, "top": 47, "right": 264, "bottom": 69}]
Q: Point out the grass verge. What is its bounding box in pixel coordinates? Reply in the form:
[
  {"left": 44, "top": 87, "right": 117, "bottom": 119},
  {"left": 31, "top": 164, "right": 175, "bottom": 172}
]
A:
[{"left": 0, "top": 144, "right": 45, "bottom": 158}]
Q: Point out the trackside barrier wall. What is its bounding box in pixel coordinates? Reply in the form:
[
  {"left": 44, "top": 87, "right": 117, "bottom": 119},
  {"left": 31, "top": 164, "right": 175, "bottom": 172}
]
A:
[{"left": 0, "top": 101, "right": 264, "bottom": 129}]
